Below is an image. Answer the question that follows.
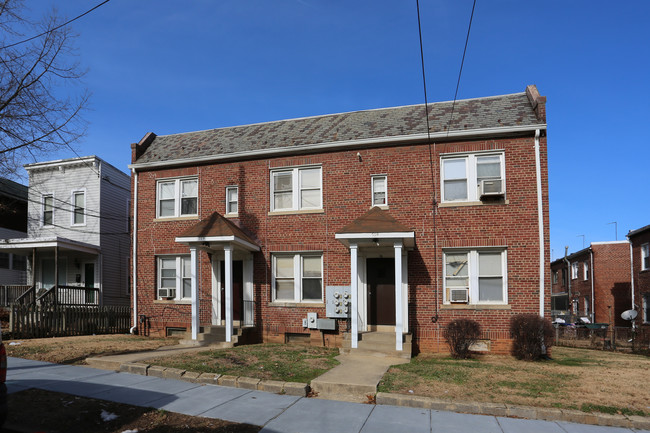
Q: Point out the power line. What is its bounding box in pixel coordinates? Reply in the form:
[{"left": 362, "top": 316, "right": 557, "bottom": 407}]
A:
[
  {"left": 446, "top": 0, "right": 477, "bottom": 136},
  {"left": 0, "top": 0, "right": 112, "bottom": 50}
]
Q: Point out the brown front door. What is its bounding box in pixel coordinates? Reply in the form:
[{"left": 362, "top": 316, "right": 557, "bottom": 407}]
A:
[
  {"left": 367, "top": 258, "right": 395, "bottom": 326},
  {"left": 220, "top": 260, "right": 243, "bottom": 321}
]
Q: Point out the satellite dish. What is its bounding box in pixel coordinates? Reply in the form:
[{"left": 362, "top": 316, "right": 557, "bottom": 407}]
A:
[{"left": 621, "top": 309, "right": 638, "bottom": 321}]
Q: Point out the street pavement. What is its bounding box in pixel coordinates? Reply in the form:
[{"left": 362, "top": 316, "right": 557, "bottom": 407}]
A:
[{"left": 7, "top": 357, "right": 649, "bottom": 433}]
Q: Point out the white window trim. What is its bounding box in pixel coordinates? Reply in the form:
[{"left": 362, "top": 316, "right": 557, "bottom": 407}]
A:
[
  {"left": 42, "top": 193, "right": 54, "bottom": 227},
  {"left": 156, "top": 177, "right": 198, "bottom": 218},
  {"left": 70, "top": 189, "right": 86, "bottom": 226},
  {"left": 443, "top": 249, "right": 508, "bottom": 305},
  {"left": 643, "top": 293, "right": 650, "bottom": 324},
  {"left": 157, "top": 255, "right": 191, "bottom": 300},
  {"left": 571, "top": 262, "right": 578, "bottom": 280},
  {"left": 552, "top": 271, "right": 558, "bottom": 284},
  {"left": 371, "top": 174, "right": 388, "bottom": 207},
  {"left": 225, "top": 186, "right": 238, "bottom": 216},
  {"left": 270, "top": 166, "right": 322, "bottom": 212},
  {"left": 641, "top": 243, "right": 649, "bottom": 271},
  {"left": 271, "top": 253, "right": 323, "bottom": 303},
  {"left": 583, "top": 262, "right": 589, "bottom": 281},
  {"left": 440, "top": 152, "right": 505, "bottom": 203}
]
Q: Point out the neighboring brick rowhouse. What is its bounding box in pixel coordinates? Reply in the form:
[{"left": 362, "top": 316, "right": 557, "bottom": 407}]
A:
[
  {"left": 628, "top": 225, "right": 650, "bottom": 327},
  {"left": 130, "top": 87, "right": 550, "bottom": 355}
]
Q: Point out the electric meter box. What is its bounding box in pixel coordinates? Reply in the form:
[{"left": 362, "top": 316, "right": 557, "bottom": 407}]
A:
[{"left": 326, "top": 286, "right": 351, "bottom": 318}]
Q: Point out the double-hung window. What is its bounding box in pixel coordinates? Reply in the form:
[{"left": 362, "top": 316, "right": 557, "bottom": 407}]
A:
[
  {"left": 571, "top": 262, "right": 578, "bottom": 280},
  {"left": 441, "top": 153, "right": 505, "bottom": 202},
  {"left": 157, "top": 256, "right": 191, "bottom": 300},
  {"left": 42, "top": 195, "right": 53, "bottom": 226},
  {"left": 642, "top": 243, "right": 649, "bottom": 271},
  {"left": 272, "top": 253, "right": 323, "bottom": 302},
  {"left": 226, "top": 186, "right": 238, "bottom": 215},
  {"left": 583, "top": 262, "right": 589, "bottom": 280},
  {"left": 443, "top": 249, "right": 507, "bottom": 304},
  {"left": 643, "top": 293, "right": 650, "bottom": 324},
  {"left": 72, "top": 191, "right": 85, "bottom": 225},
  {"left": 157, "top": 178, "right": 198, "bottom": 218},
  {"left": 371, "top": 175, "right": 387, "bottom": 206},
  {"left": 271, "top": 166, "right": 322, "bottom": 212}
]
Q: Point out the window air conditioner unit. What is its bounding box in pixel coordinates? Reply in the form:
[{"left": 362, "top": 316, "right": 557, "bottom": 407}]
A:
[
  {"left": 449, "top": 288, "right": 468, "bottom": 303},
  {"left": 157, "top": 288, "right": 176, "bottom": 299},
  {"left": 479, "top": 179, "right": 504, "bottom": 198}
]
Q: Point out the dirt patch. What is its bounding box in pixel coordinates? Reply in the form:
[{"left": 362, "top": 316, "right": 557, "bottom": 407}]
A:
[
  {"left": 379, "top": 347, "right": 650, "bottom": 415},
  {"left": 5, "top": 334, "right": 179, "bottom": 364},
  {"left": 5, "top": 388, "right": 259, "bottom": 433}
]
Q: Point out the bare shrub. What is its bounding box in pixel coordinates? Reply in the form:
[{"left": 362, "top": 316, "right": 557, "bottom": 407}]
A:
[
  {"left": 444, "top": 318, "right": 481, "bottom": 359},
  {"left": 510, "top": 314, "right": 554, "bottom": 360}
]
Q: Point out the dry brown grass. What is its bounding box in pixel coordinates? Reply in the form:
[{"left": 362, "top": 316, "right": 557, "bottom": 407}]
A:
[{"left": 379, "top": 346, "right": 650, "bottom": 415}]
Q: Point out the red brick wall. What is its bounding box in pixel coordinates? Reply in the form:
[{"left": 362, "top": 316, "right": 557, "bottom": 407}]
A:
[
  {"left": 131, "top": 134, "right": 550, "bottom": 354},
  {"left": 592, "top": 243, "right": 631, "bottom": 327},
  {"left": 629, "top": 230, "right": 650, "bottom": 326}
]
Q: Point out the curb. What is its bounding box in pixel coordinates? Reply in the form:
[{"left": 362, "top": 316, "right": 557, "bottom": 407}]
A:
[
  {"left": 376, "top": 392, "right": 650, "bottom": 430},
  {"left": 117, "top": 361, "right": 311, "bottom": 397}
]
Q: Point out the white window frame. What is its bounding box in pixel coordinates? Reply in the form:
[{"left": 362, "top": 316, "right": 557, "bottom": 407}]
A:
[
  {"left": 571, "top": 262, "right": 578, "bottom": 280},
  {"left": 156, "top": 177, "right": 198, "bottom": 218},
  {"left": 440, "top": 152, "right": 505, "bottom": 203},
  {"left": 584, "top": 297, "right": 590, "bottom": 316},
  {"left": 371, "top": 175, "right": 388, "bottom": 207},
  {"left": 443, "top": 249, "right": 508, "bottom": 305},
  {"left": 552, "top": 270, "right": 558, "bottom": 284},
  {"left": 42, "top": 194, "right": 54, "bottom": 227},
  {"left": 583, "top": 262, "right": 589, "bottom": 281},
  {"left": 71, "top": 189, "right": 86, "bottom": 226},
  {"left": 157, "top": 255, "right": 191, "bottom": 300},
  {"left": 272, "top": 253, "right": 323, "bottom": 303},
  {"left": 641, "top": 243, "right": 649, "bottom": 271},
  {"left": 643, "top": 293, "right": 650, "bottom": 324},
  {"left": 225, "top": 186, "right": 238, "bottom": 215},
  {"left": 270, "top": 166, "right": 322, "bottom": 212}
]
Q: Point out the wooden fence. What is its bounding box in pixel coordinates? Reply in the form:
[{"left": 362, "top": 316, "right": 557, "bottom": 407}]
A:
[{"left": 9, "top": 304, "right": 131, "bottom": 339}]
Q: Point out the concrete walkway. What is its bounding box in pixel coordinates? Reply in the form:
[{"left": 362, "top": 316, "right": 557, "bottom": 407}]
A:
[
  {"left": 7, "top": 357, "right": 649, "bottom": 433},
  {"left": 85, "top": 344, "right": 208, "bottom": 370}
]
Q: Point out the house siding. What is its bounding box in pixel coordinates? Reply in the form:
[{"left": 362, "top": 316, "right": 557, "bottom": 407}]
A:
[{"left": 133, "top": 134, "right": 550, "bottom": 354}]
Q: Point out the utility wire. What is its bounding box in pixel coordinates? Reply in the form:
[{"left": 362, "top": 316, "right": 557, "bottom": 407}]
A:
[
  {"left": 446, "top": 0, "right": 477, "bottom": 136},
  {"left": 416, "top": 0, "right": 431, "bottom": 142},
  {"left": 0, "top": 0, "right": 112, "bottom": 50}
]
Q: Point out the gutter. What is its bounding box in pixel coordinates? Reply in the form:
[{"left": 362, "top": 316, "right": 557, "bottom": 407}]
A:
[
  {"left": 130, "top": 170, "right": 138, "bottom": 334},
  {"left": 534, "top": 129, "right": 545, "bottom": 317},
  {"left": 129, "top": 124, "right": 547, "bottom": 171}
]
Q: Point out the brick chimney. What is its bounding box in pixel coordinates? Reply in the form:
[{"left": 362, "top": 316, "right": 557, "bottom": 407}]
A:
[
  {"left": 525, "top": 85, "right": 546, "bottom": 123},
  {"left": 131, "top": 132, "right": 157, "bottom": 163}
]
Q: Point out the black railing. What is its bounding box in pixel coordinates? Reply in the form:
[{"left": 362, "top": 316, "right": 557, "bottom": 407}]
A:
[
  {"left": 0, "top": 285, "right": 32, "bottom": 307},
  {"left": 36, "top": 285, "right": 100, "bottom": 306},
  {"left": 13, "top": 285, "right": 36, "bottom": 306}
]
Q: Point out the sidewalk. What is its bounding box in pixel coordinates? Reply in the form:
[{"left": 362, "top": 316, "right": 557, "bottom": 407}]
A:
[{"left": 7, "top": 356, "right": 649, "bottom": 433}]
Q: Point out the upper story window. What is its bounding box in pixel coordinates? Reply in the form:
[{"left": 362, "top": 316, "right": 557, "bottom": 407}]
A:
[
  {"left": 272, "top": 253, "right": 323, "bottom": 302},
  {"left": 42, "top": 195, "right": 53, "bottom": 226},
  {"left": 642, "top": 243, "right": 649, "bottom": 271},
  {"left": 226, "top": 186, "right": 238, "bottom": 215},
  {"left": 371, "top": 175, "right": 387, "bottom": 207},
  {"left": 271, "top": 166, "right": 322, "bottom": 212},
  {"left": 584, "top": 262, "right": 589, "bottom": 280},
  {"left": 157, "top": 178, "right": 198, "bottom": 218},
  {"left": 72, "top": 191, "right": 85, "bottom": 225},
  {"left": 443, "top": 249, "right": 507, "bottom": 305},
  {"left": 552, "top": 270, "right": 558, "bottom": 284},
  {"left": 441, "top": 153, "right": 505, "bottom": 203},
  {"left": 0, "top": 253, "right": 8, "bottom": 269},
  {"left": 571, "top": 262, "right": 578, "bottom": 279},
  {"left": 157, "top": 256, "right": 191, "bottom": 300}
]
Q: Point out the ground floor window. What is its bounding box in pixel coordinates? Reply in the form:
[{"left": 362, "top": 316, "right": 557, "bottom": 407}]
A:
[
  {"left": 443, "top": 249, "right": 507, "bottom": 304},
  {"left": 157, "top": 256, "right": 191, "bottom": 300},
  {"left": 643, "top": 293, "right": 650, "bottom": 324},
  {"left": 272, "top": 253, "right": 322, "bottom": 302}
]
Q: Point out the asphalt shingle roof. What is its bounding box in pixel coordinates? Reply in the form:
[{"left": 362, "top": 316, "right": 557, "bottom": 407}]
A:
[{"left": 135, "top": 91, "right": 543, "bottom": 165}]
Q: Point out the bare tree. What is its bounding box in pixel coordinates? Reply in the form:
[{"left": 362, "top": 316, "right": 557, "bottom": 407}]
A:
[{"left": 0, "top": 0, "right": 88, "bottom": 179}]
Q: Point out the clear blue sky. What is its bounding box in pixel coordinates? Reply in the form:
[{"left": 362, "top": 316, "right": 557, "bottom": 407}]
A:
[{"left": 23, "top": 0, "right": 650, "bottom": 261}]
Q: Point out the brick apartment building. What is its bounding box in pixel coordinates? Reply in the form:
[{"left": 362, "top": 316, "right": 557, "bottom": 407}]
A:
[
  {"left": 627, "top": 225, "right": 650, "bottom": 326},
  {"left": 129, "top": 85, "right": 550, "bottom": 356},
  {"left": 550, "top": 241, "right": 631, "bottom": 327}
]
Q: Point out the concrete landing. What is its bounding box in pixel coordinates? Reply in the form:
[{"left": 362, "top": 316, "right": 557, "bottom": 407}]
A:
[
  {"left": 310, "top": 353, "right": 408, "bottom": 402},
  {"left": 86, "top": 344, "right": 208, "bottom": 370}
]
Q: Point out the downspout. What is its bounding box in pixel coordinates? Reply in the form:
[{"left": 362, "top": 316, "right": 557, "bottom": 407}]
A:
[
  {"left": 628, "top": 238, "right": 635, "bottom": 331},
  {"left": 563, "top": 246, "right": 572, "bottom": 319},
  {"left": 130, "top": 169, "right": 138, "bottom": 334},
  {"left": 590, "top": 248, "right": 594, "bottom": 322},
  {"left": 534, "top": 129, "right": 545, "bottom": 317}
]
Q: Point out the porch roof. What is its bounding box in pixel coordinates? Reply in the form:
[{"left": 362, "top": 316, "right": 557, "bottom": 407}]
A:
[
  {"left": 175, "top": 212, "right": 260, "bottom": 252},
  {"left": 0, "top": 236, "right": 101, "bottom": 255},
  {"left": 335, "top": 207, "right": 415, "bottom": 248}
]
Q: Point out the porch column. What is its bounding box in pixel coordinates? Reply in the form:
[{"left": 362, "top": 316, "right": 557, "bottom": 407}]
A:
[
  {"left": 394, "top": 241, "right": 403, "bottom": 351},
  {"left": 224, "top": 244, "right": 233, "bottom": 343},
  {"left": 190, "top": 246, "right": 200, "bottom": 340},
  {"left": 350, "top": 243, "right": 358, "bottom": 349}
]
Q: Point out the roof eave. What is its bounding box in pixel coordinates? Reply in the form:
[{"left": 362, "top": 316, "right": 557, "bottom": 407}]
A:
[{"left": 129, "top": 124, "right": 546, "bottom": 171}]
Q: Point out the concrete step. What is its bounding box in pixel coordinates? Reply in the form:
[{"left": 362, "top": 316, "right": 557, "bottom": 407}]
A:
[{"left": 341, "top": 332, "right": 412, "bottom": 359}]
